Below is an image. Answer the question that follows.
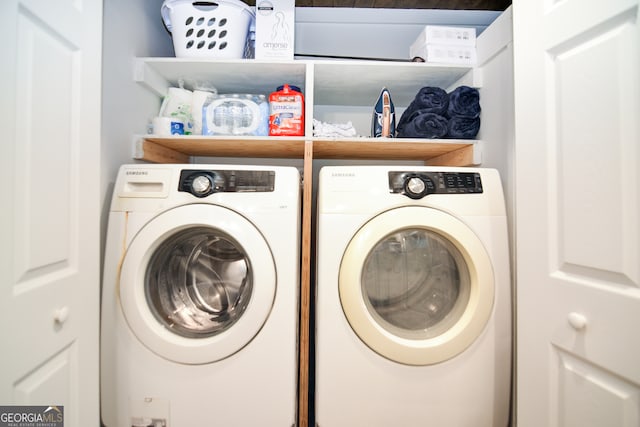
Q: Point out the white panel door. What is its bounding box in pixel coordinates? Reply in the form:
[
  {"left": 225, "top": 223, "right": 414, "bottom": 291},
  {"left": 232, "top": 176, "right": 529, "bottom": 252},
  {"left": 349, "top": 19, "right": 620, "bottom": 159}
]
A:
[
  {"left": 0, "top": 1, "right": 102, "bottom": 426},
  {"left": 513, "top": 0, "right": 640, "bottom": 426}
]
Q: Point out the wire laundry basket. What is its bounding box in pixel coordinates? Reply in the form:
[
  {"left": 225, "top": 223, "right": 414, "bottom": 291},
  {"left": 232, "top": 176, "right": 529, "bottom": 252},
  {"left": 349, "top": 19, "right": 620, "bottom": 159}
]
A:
[{"left": 161, "top": 0, "right": 256, "bottom": 59}]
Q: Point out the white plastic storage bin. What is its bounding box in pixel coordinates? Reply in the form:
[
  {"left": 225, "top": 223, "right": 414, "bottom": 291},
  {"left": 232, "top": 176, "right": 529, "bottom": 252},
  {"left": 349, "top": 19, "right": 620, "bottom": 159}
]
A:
[{"left": 161, "top": 0, "right": 255, "bottom": 59}]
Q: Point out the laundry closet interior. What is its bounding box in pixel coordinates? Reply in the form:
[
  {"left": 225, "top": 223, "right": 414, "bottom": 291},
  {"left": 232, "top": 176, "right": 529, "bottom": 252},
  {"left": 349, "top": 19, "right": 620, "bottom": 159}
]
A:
[{"left": 101, "top": 1, "right": 516, "bottom": 426}]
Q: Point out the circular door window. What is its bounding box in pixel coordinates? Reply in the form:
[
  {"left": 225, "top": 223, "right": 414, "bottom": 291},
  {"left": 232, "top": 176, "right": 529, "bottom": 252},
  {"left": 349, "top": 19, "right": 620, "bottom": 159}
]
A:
[
  {"left": 145, "top": 226, "right": 252, "bottom": 339},
  {"left": 120, "top": 204, "right": 276, "bottom": 365},
  {"left": 339, "top": 206, "right": 494, "bottom": 366}
]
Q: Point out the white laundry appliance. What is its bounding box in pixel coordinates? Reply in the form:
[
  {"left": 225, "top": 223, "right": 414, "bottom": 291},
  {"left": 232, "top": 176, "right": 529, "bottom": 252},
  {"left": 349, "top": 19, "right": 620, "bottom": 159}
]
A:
[
  {"left": 101, "top": 164, "right": 300, "bottom": 427},
  {"left": 315, "top": 166, "right": 511, "bottom": 427}
]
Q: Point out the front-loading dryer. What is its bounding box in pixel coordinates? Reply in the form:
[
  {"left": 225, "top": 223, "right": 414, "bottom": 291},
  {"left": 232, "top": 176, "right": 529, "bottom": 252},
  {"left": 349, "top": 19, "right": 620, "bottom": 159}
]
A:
[
  {"left": 101, "top": 164, "right": 300, "bottom": 427},
  {"left": 315, "top": 166, "right": 511, "bottom": 427}
]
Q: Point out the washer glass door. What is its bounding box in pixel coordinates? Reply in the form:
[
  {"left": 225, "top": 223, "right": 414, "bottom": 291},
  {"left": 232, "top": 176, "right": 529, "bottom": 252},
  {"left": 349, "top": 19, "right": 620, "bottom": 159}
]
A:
[
  {"left": 146, "top": 226, "right": 252, "bottom": 339},
  {"left": 120, "top": 204, "right": 276, "bottom": 365},
  {"left": 339, "top": 206, "right": 494, "bottom": 365}
]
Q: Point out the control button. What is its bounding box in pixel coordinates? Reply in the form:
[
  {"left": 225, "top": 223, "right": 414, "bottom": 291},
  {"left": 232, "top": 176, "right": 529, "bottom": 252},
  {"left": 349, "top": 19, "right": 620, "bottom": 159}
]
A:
[
  {"left": 444, "top": 174, "right": 456, "bottom": 188},
  {"left": 463, "top": 174, "right": 476, "bottom": 188},
  {"left": 191, "top": 175, "right": 212, "bottom": 196}
]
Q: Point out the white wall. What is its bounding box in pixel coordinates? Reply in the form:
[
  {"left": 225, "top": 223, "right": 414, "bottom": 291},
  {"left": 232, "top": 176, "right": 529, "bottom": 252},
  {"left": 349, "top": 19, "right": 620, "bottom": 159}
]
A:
[{"left": 100, "top": 0, "right": 174, "bottom": 266}]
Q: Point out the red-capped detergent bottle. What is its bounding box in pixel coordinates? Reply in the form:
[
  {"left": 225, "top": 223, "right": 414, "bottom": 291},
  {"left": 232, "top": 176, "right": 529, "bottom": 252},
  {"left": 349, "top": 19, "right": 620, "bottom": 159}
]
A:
[{"left": 269, "top": 84, "right": 305, "bottom": 136}]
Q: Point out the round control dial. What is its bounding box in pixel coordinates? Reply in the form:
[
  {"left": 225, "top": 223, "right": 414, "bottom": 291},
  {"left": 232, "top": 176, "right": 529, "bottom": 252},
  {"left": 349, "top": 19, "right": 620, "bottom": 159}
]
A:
[
  {"left": 406, "top": 177, "right": 426, "bottom": 195},
  {"left": 191, "top": 175, "right": 212, "bottom": 196},
  {"left": 403, "top": 175, "right": 435, "bottom": 199}
]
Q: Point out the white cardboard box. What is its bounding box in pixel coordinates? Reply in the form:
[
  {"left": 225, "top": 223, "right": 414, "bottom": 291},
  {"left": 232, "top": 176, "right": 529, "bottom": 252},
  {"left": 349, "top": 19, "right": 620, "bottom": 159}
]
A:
[
  {"left": 255, "top": 0, "right": 295, "bottom": 60},
  {"left": 410, "top": 43, "right": 477, "bottom": 65},
  {"left": 411, "top": 25, "right": 477, "bottom": 48}
]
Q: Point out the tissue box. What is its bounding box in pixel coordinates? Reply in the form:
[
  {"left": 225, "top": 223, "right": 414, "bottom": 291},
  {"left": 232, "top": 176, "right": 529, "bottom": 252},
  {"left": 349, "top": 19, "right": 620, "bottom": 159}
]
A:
[
  {"left": 255, "top": 0, "right": 295, "bottom": 60},
  {"left": 411, "top": 44, "right": 477, "bottom": 65},
  {"left": 411, "top": 25, "right": 476, "bottom": 47}
]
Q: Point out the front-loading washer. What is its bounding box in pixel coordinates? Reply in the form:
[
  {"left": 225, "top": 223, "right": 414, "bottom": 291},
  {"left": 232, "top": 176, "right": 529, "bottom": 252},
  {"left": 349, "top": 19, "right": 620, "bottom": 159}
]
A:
[
  {"left": 101, "top": 164, "right": 300, "bottom": 427},
  {"left": 315, "top": 166, "right": 511, "bottom": 427}
]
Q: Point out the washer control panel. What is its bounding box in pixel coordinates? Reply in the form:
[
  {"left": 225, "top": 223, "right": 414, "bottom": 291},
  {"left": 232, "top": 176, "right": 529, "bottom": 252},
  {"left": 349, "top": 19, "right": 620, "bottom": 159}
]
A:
[
  {"left": 179, "top": 169, "right": 275, "bottom": 197},
  {"left": 389, "top": 171, "right": 483, "bottom": 199}
]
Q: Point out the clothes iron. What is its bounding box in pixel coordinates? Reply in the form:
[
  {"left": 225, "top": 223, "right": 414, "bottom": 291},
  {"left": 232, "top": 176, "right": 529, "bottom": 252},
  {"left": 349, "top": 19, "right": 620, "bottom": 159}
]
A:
[{"left": 371, "top": 87, "right": 396, "bottom": 138}]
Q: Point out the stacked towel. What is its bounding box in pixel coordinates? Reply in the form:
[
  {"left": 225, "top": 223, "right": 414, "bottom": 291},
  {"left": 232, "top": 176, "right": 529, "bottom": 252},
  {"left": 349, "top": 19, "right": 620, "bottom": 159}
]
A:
[
  {"left": 447, "top": 86, "right": 481, "bottom": 138},
  {"left": 396, "top": 85, "right": 481, "bottom": 139},
  {"left": 448, "top": 85, "right": 481, "bottom": 118},
  {"left": 396, "top": 87, "right": 448, "bottom": 137},
  {"left": 398, "top": 111, "right": 449, "bottom": 139},
  {"left": 448, "top": 115, "right": 481, "bottom": 139}
]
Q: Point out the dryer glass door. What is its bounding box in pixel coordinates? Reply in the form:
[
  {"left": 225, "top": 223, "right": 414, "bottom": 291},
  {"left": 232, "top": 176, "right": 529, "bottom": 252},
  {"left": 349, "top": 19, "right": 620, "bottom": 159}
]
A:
[
  {"left": 339, "top": 206, "right": 494, "bottom": 366},
  {"left": 361, "top": 228, "right": 471, "bottom": 341}
]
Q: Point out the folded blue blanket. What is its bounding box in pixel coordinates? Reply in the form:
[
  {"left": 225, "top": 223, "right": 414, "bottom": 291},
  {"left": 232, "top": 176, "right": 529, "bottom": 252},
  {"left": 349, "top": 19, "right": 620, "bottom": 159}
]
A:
[
  {"left": 447, "top": 116, "right": 480, "bottom": 139},
  {"left": 447, "top": 86, "right": 481, "bottom": 118},
  {"left": 397, "top": 87, "right": 448, "bottom": 135},
  {"left": 397, "top": 111, "right": 448, "bottom": 139}
]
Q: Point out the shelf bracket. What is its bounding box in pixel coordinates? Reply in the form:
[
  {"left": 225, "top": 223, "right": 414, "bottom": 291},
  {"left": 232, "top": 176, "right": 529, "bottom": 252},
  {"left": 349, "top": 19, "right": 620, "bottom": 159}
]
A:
[{"left": 133, "top": 136, "right": 191, "bottom": 163}]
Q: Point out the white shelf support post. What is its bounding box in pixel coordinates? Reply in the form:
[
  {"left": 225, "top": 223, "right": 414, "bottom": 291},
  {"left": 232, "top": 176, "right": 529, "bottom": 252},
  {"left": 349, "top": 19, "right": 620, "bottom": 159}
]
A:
[{"left": 133, "top": 58, "right": 171, "bottom": 98}]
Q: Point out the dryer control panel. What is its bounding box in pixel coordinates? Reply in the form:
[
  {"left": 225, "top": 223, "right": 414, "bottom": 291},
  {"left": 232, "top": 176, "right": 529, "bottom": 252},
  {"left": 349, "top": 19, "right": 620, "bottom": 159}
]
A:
[
  {"left": 389, "top": 171, "right": 483, "bottom": 199},
  {"left": 179, "top": 169, "right": 275, "bottom": 197}
]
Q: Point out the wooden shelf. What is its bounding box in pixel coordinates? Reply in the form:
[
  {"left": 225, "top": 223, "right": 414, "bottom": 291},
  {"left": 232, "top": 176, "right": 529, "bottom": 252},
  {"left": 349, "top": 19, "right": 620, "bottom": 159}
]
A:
[
  {"left": 136, "top": 136, "right": 306, "bottom": 163},
  {"left": 134, "top": 136, "right": 480, "bottom": 166},
  {"left": 311, "top": 138, "right": 478, "bottom": 165}
]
